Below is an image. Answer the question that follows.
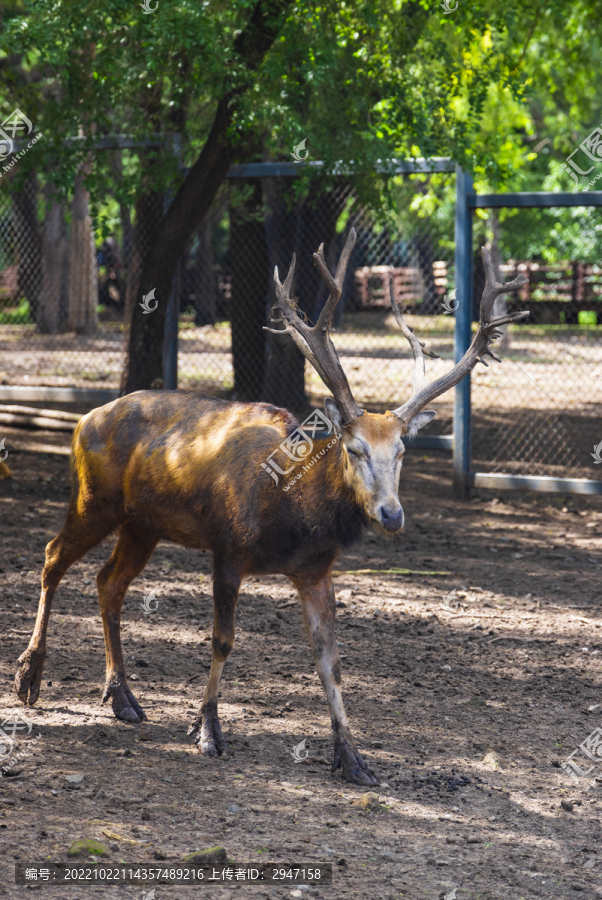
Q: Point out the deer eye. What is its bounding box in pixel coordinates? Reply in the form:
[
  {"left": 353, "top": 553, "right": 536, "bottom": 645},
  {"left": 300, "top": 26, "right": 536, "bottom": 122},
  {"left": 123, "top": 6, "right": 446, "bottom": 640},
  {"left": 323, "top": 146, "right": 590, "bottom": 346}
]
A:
[{"left": 347, "top": 446, "right": 365, "bottom": 459}]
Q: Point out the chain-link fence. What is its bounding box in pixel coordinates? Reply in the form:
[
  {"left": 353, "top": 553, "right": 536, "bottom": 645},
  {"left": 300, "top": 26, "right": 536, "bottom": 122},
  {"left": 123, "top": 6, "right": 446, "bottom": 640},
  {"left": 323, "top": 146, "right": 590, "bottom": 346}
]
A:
[
  {"left": 0, "top": 171, "right": 126, "bottom": 395},
  {"left": 470, "top": 205, "right": 602, "bottom": 482},
  {"left": 1, "top": 167, "right": 601, "bottom": 487},
  {"left": 177, "top": 174, "right": 456, "bottom": 436}
]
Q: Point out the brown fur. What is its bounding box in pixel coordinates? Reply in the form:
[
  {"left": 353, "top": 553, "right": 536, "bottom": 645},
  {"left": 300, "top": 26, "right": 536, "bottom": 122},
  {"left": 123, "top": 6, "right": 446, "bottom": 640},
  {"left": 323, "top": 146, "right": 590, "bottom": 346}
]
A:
[{"left": 15, "top": 390, "right": 410, "bottom": 785}]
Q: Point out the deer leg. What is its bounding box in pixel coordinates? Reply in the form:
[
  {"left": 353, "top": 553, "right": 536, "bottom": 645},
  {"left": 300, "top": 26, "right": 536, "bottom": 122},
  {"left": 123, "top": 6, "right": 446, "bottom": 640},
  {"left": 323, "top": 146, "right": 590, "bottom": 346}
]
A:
[
  {"left": 293, "top": 572, "right": 379, "bottom": 786},
  {"left": 15, "top": 510, "right": 118, "bottom": 707},
  {"left": 97, "top": 523, "right": 158, "bottom": 724},
  {"left": 189, "top": 558, "right": 240, "bottom": 757}
]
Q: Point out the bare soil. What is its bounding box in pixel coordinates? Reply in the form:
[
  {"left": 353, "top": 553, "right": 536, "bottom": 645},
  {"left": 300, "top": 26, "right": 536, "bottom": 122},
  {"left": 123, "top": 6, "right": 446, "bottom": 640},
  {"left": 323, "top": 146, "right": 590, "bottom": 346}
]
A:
[{"left": 1, "top": 438, "right": 602, "bottom": 900}]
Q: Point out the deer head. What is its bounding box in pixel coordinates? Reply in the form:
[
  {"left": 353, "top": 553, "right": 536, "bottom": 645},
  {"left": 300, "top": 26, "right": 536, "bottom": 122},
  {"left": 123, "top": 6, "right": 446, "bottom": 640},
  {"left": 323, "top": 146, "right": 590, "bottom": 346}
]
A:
[{"left": 267, "top": 229, "right": 528, "bottom": 533}]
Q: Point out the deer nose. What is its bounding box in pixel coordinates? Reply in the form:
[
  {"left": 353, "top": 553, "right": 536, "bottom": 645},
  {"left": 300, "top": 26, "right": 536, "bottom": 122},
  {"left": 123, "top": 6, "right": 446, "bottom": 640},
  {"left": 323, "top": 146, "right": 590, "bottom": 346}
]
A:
[{"left": 380, "top": 504, "right": 403, "bottom": 532}]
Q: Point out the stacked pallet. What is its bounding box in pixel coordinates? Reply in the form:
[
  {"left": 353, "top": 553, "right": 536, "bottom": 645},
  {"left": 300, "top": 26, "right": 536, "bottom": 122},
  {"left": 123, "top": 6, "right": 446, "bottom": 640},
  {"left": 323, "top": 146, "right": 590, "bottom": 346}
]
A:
[
  {"left": 354, "top": 261, "right": 448, "bottom": 310},
  {"left": 500, "top": 261, "right": 602, "bottom": 323}
]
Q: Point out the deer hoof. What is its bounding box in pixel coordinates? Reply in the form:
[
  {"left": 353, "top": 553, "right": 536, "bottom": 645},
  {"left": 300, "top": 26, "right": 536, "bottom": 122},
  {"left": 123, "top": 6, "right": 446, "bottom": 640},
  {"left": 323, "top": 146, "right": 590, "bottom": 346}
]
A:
[
  {"left": 332, "top": 738, "right": 380, "bottom": 786},
  {"left": 15, "top": 647, "right": 46, "bottom": 706},
  {"left": 102, "top": 680, "right": 147, "bottom": 724},
  {"left": 194, "top": 713, "right": 228, "bottom": 758}
]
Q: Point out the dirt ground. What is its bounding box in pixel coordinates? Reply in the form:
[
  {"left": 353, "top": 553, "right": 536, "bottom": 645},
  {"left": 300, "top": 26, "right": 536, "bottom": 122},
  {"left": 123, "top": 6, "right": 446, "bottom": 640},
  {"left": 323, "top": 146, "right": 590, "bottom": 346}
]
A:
[{"left": 1, "top": 433, "right": 602, "bottom": 900}]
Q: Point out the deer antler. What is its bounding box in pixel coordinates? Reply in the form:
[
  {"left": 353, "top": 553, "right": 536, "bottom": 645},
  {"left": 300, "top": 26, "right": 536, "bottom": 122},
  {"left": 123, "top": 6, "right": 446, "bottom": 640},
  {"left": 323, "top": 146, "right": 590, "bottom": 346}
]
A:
[
  {"left": 265, "top": 228, "right": 363, "bottom": 425},
  {"left": 391, "top": 246, "right": 529, "bottom": 427}
]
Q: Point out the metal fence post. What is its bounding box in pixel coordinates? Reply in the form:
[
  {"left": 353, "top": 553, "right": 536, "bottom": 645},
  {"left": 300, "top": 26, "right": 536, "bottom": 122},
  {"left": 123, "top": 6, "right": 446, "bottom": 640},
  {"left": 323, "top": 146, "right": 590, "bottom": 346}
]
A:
[{"left": 453, "top": 165, "right": 473, "bottom": 498}]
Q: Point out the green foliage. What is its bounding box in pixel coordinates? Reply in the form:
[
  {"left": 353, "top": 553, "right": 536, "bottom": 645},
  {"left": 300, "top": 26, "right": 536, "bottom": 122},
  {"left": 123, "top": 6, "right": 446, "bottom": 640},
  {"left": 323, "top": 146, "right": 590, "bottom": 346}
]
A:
[
  {"left": 0, "top": 298, "right": 32, "bottom": 324},
  {"left": 1, "top": 0, "right": 601, "bottom": 265}
]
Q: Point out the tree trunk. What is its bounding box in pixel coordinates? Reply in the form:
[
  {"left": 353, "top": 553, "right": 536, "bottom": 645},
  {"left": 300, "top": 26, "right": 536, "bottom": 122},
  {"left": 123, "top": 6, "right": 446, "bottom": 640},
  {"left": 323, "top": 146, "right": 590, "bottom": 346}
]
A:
[
  {"left": 67, "top": 166, "right": 98, "bottom": 334},
  {"left": 39, "top": 186, "right": 69, "bottom": 334},
  {"left": 13, "top": 169, "right": 43, "bottom": 325},
  {"left": 230, "top": 179, "right": 269, "bottom": 401},
  {"left": 123, "top": 182, "right": 164, "bottom": 326},
  {"left": 189, "top": 216, "right": 217, "bottom": 326},
  {"left": 123, "top": 0, "right": 293, "bottom": 395}
]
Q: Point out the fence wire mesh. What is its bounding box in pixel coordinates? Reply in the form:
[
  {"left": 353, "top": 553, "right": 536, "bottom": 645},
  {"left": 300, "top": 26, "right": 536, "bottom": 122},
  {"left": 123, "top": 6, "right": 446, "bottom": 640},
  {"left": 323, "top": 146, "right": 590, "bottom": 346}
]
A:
[
  {"left": 177, "top": 175, "right": 455, "bottom": 435},
  {"left": 1, "top": 170, "right": 601, "bottom": 487},
  {"left": 471, "top": 205, "right": 602, "bottom": 482},
  {"left": 0, "top": 172, "right": 125, "bottom": 395}
]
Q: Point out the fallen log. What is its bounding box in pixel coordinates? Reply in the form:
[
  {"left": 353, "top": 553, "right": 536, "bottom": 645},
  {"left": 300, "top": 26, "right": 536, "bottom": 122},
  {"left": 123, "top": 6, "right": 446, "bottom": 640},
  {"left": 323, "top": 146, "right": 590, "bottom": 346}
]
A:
[
  {"left": 0, "top": 404, "right": 82, "bottom": 422},
  {"left": 0, "top": 412, "right": 77, "bottom": 431}
]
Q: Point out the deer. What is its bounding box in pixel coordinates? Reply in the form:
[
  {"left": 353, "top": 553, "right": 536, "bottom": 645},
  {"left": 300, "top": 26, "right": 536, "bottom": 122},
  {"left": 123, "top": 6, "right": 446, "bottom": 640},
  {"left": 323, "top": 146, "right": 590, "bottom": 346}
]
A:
[{"left": 14, "top": 229, "right": 527, "bottom": 785}]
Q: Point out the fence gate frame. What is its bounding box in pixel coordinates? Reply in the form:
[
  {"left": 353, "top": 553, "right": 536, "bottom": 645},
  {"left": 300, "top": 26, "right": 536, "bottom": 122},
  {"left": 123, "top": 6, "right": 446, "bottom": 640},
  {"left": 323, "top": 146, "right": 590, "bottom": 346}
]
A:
[
  {"left": 3, "top": 156, "right": 600, "bottom": 498},
  {"left": 223, "top": 157, "right": 456, "bottom": 454},
  {"left": 453, "top": 172, "right": 602, "bottom": 498}
]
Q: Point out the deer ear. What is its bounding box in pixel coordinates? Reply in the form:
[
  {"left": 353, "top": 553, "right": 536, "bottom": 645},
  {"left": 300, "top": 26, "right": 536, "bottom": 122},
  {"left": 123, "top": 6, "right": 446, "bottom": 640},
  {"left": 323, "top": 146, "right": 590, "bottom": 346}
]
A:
[
  {"left": 407, "top": 409, "right": 437, "bottom": 438},
  {"left": 324, "top": 397, "right": 344, "bottom": 434}
]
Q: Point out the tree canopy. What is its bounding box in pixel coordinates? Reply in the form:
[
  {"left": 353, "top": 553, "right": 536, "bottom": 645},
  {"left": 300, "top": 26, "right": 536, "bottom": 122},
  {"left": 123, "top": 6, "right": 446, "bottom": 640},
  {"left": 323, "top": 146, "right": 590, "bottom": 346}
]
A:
[{"left": 1, "top": 0, "right": 601, "bottom": 389}]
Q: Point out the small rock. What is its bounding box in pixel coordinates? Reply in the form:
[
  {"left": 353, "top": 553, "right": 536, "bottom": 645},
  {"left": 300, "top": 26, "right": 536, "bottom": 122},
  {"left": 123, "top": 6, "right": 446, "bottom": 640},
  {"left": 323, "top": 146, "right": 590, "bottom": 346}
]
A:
[
  {"left": 67, "top": 839, "right": 107, "bottom": 858},
  {"left": 109, "top": 844, "right": 119, "bottom": 852},
  {"left": 65, "top": 774, "right": 84, "bottom": 785},
  {"left": 561, "top": 800, "right": 574, "bottom": 812},
  {"left": 228, "top": 804, "right": 240, "bottom": 813},
  {"left": 482, "top": 749, "right": 502, "bottom": 771},
  {"left": 2, "top": 767, "right": 23, "bottom": 778},
  {"left": 355, "top": 792, "right": 380, "bottom": 811},
  {"left": 184, "top": 846, "right": 228, "bottom": 866},
  {"left": 337, "top": 858, "right": 347, "bottom": 867},
  {"left": 440, "top": 665, "right": 452, "bottom": 671},
  {"left": 290, "top": 892, "right": 302, "bottom": 899},
  {"left": 153, "top": 850, "right": 166, "bottom": 860},
  {"left": 371, "top": 740, "right": 383, "bottom": 749},
  {"left": 571, "top": 884, "right": 585, "bottom": 892}
]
